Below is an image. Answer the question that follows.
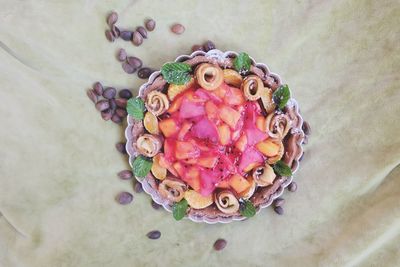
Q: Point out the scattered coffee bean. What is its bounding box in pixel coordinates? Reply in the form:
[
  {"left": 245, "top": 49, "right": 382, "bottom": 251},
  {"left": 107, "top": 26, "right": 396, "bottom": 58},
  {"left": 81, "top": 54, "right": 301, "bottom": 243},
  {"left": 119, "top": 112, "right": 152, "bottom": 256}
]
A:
[
  {"left": 213, "top": 239, "right": 227, "bottom": 251},
  {"left": 145, "top": 19, "right": 156, "bottom": 31},
  {"left": 93, "top": 82, "right": 103, "bottom": 96},
  {"left": 151, "top": 200, "right": 161, "bottom": 210},
  {"left": 302, "top": 121, "right": 311, "bottom": 136},
  {"left": 136, "top": 26, "right": 147, "bottom": 39},
  {"left": 116, "top": 191, "right": 133, "bottom": 205},
  {"left": 137, "top": 67, "right": 153, "bottom": 79},
  {"left": 95, "top": 100, "right": 110, "bottom": 111},
  {"left": 120, "top": 30, "right": 133, "bottom": 41},
  {"left": 132, "top": 31, "right": 143, "bottom": 46},
  {"left": 103, "top": 87, "right": 117, "bottom": 99},
  {"left": 302, "top": 135, "right": 308, "bottom": 145},
  {"left": 122, "top": 62, "right": 136, "bottom": 74},
  {"left": 111, "top": 114, "right": 122, "bottom": 124},
  {"left": 118, "top": 89, "right": 133, "bottom": 99},
  {"left": 87, "top": 89, "right": 98, "bottom": 103},
  {"left": 191, "top": 44, "right": 204, "bottom": 52},
  {"left": 109, "top": 99, "right": 117, "bottom": 111},
  {"left": 111, "top": 25, "right": 120, "bottom": 38},
  {"left": 118, "top": 170, "right": 133, "bottom": 180},
  {"left": 101, "top": 109, "right": 113, "bottom": 121},
  {"left": 117, "top": 48, "right": 127, "bottom": 62},
  {"left": 116, "top": 108, "right": 128, "bottom": 118},
  {"left": 203, "top": 40, "right": 216, "bottom": 52},
  {"left": 107, "top": 11, "right": 118, "bottom": 26},
  {"left": 171, "top": 23, "right": 185, "bottom": 34},
  {"left": 127, "top": 56, "right": 143, "bottom": 69},
  {"left": 115, "top": 98, "right": 128, "bottom": 108},
  {"left": 115, "top": 142, "right": 127, "bottom": 154},
  {"left": 134, "top": 182, "right": 143, "bottom": 193},
  {"left": 105, "top": 30, "right": 115, "bottom": 42},
  {"left": 274, "top": 206, "right": 284, "bottom": 215},
  {"left": 274, "top": 197, "right": 285, "bottom": 207},
  {"left": 146, "top": 230, "right": 161, "bottom": 240},
  {"left": 288, "top": 182, "right": 298, "bottom": 192}
]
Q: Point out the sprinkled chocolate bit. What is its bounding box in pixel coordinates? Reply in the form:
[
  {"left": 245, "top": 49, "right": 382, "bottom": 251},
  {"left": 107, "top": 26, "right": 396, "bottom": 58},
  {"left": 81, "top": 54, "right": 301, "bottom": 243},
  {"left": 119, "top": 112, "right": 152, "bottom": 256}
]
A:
[
  {"left": 111, "top": 114, "right": 122, "bottom": 124},
  {"left": 118, "top": 170, "right": 133, "bottom": 180},
  {"left": 145, "top": 19, "right": 156, "bottom": 31},
  {"left": 274, "top": 197, "right": 285, "bottom": 207},
  {"left": 120, "top": 31, "right": 133, "bottom": 41},
  {"left": 127, "top": 56, "right": 143, "bottom": 69},
  {"left": 118, "top": 89, "right": 133, "bottom": 99},
  {"left": 274, "top": 206, "right": 284, "bottom": 215},
  {"left": 302, "top": 121, "right": 311, "bottom": 136},
  {"left": 132, "top": 31, "right": 143, "bottom": 46},
  {"left": 105, "top": 30, "right": 115, "bottom": 42},
  {"left": 213, "top": 239, "right": 227, "bottom": 251},
  {"left": 87, "top": 89, "right": 98, "bottom": 103},
  {"left": 288, "top": 181, "right": 297, "bottom": 192},
  {"left": 117, "top": 48, "right": 127, "bottom": 62},
  {"left": 122, "top": 62, "right": 136, "bottom": 74},
  {"left": 136, "top": 26, "right": 148, "bottom": 39},
  {"left": 115, "top": 142, "right": 127, "bottom": 154},
  {"left": 146, "top": 230, "right": 161, "bottom": 240},
  {"left": 103, "top": 87, "right": 117, "bottom": 99},
  {"left": 171, "top": 23, "right": 185, "bottom": 34},
  {"left": 101, "top": 109, "right": 112, "bottom": 121},
  {"left": 115, "top": 98, "right": 128, "bottom": 108},
  {"left": 137, "top": 67, "right": 153, "bottom": 79},
  {"left": 111, "top": 25, "right": 120, "bottom": 38},
  {"left": 116, "top": 192, "right": 133, "bottom": 205},
  {"left": 107, "top": 11, "right": 118, "bottom": 26},
  {"left": 93, "top": 82, "right": 103, "bottom": 96},
  {"left": 134, "top": 182, "right": 143, "bottom": 193},
  {"left": 116, "top": 108, "right": 128, "bottom": 118},
  {"left": 203, "top": 40, "right": 216, "bottom": 52},
  {"left": 95, "top": 100, "right": 110, "bottom": 111},
  {"left": 151, "top": 200, "right": 162, "bottom": 210}
]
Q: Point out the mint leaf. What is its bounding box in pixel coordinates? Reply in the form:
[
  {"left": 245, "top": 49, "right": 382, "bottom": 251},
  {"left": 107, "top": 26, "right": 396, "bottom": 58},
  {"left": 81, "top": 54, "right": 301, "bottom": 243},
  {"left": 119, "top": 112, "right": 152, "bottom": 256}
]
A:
[
  {"left": 272, "top": 84, "right": 290, "bottom": 110},
  {"left": 239, "top": 199, "right": 256, "bottom": 218},
  {"left": 273, "top": 160, "right": 292, "bottom": 177},
  {"left": 172, "top": 199, "right": 188, "bottom": 221},
  {"left": 233, "top": 52, "right": 251, "bottom": 73},
  {"left": 161, "top": 62, "right": 191, "bottom": 85},
  {"left": 132, "top": 155, "right": 152, "bottom": 178},
  {"left": 127, "top": 98, "right": 145, "bottom": 120}
]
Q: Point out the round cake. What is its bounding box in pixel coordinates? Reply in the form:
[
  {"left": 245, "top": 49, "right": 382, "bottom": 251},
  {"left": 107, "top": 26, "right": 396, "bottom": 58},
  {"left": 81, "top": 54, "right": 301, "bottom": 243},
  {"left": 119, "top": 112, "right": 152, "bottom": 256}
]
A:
[{"left": 125, "top": 49, "right": 305, "bottom": 223}]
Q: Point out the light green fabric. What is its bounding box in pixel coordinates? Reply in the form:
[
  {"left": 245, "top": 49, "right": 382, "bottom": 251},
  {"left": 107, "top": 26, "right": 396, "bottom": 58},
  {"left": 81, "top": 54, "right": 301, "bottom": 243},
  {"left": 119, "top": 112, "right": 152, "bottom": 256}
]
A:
[{"left": 0, "top": 0, "right": 399, "bottom": 266}]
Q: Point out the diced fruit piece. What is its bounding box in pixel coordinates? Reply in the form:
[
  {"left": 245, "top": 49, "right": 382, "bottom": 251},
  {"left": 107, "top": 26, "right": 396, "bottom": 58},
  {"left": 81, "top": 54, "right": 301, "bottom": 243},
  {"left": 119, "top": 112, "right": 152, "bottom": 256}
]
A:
[
  {"left": 173, "top": 162, "right": 185, "bottom": 177},
  {"left": 219, "top": 105, "right": 241, "bottom": 129},
  {"left": 167, "top": 94, "right": 184, "bottom": 113},
  {"left": 192, "top": 117, "right": 219, "bottom": 143},
  {"left": 214, "top": 154, "right": 236, "bottom": 179},
  {"left": 183, "top": 166, "right": 201, "bottom": 192},
  {"left": 175, "top": 141, "right": 200, "bottom": 160},
  {"left": 179, "top": 98, "right": 205, "bottom": 119},
  {"left": 159, "top": 118, "right": 180, "bottom": 137},
  {"left": 228, "top": 174, "right": 250, "bottom": 194},
  {"left": 256, "top": 116, "right": 266, "bottom": 131},
  {"left": 212, "top": 84, "right": 228, "bottom": 99},
  {"left": 184, "top": 90, "right": 207, "bottom": 103},
  {"left": 163, "top": 139, "right": 175, "bottom": 161},
  {"left": 184, "top": 189, "right": 213, "bottom": 209},
  {"left": 238, "top": 176, "right": 257, "bottom": 199},
  {"left": 238, "top": 147, "right": 264, "bottom": 173},
  {"left": 194, "top": 88, "right": 211, "bottom": 101},
  {"left": 182, "top": 158, "right": 198, "bottom": 165},
  {"left": 235, "top": 133, "right": 248, "bottom": 152},
  {"left": 216, "top": 179, "right": 230, "bottom": 189},
  {"left": 224, "top": 86, "right": 245, "bottom": 106},
  {"left": 217, "top": 123, "right": 231, "bottom": 145},
  {"left": 197, "top": 154, "right": 219, "bottom": 168},
  {"left": 199, "top": 169, "right": 218, "bottom": 196},
  {"left": 246, "top": 127, "right": 268, "bottom": 146},
  {"left": 223, "top": 69, "right": 243, "bottom": 87},
  {"left": 151, "top": 154, "right": 167, "bottom": 180},
  {"left": 189, "top": 139, "right": 211, "bottom": 152},
  {"left": 144, "top": 112, "right": 160, "bottom": 135},
  {"left": 167, "top": 78, "right": 195, "bottom": 101},
  {"left": 177, "top": 121, "right": 193, "bottom": 140},
  {"left": 158, "top": 153, "right": 178, "bottom": 176},
  {"left": 205, "top": 101, "right": 219, "bottom": 122},
  {"left": 256, "top": 139, "right": 280, "bottom": 157}
]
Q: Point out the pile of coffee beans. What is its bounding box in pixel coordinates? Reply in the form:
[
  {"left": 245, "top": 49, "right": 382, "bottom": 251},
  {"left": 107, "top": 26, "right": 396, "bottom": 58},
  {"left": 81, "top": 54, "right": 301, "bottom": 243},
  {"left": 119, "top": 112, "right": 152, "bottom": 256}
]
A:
[
  {"left": 116, "top": 48, "right": 155, "bottom": 78},
  {"left": 273, "top": 197, "right": 285, "bottom": 215}
]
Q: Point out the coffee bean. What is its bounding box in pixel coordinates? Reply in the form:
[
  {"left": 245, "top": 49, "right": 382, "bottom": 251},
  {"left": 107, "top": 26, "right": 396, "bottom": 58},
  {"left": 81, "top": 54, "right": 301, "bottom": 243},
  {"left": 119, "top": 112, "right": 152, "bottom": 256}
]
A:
[
  {"left": 122, "top": 62, "right": 136, "bottom": 74},
  {"left": 127, "top": 56, "right": 142, "bottom": 69},
  {"left": 101, "top": 109, "right": 112, "bottom": 121},
  {"left": 146, "top": 230, "right": 161, "bottom": 240},
  {"left": 288, "top": 182, "right": 298, "bottom": 192},
  {"left": 134, "top": 182, "right": 143, "bottom": 193},
  {"left": 203, "top": 40, "right": 216, "bottom": 52},
  {"left": 145, "top": 19, "right": 156, "bottom": 31},
  {"left": 191, "top": 44, "right": 204, "bottom": 52},
  {"left": 120, "top": 30, "right": 133, "bottom": 41},
  {"left": 93, "top": 82, "right": 103, "bottom": 96},
  {"left": 107, "top": 11, "right": 118, "bottom": 26},
  {"left": 87, "top": 89, "right": 98, "bottom": 103},
  {"left": 103, "top": 87, "right": 117, "bottom": 99},
  {"left": 115, "top": 98, "right": 128, "bottom": 108},
  {"left": 116, "top": 192, "right": 133, "bottom": 205},
  {"left": 118, "top": 170, "right": 133, "bottom": 180},
  {"left": 105, "top": 30, "right": 115, "bottom": 42},
  {"left": 115, "top": 142, "right": 127, "bottom": 154},
  {"left": 109, "top": 99, "right": 117, "bottom": 111},
  {"left": 118, "top": 89, "right": 133, "bottom": 99},
  {"left": 302, "top": 121, "right": 311, "bottom": 136},
  {"left": 213, "top": 239, "right": 227, "bottom": 251},
  {"left": 117, "top": 48, "right": 127, "bottom": 62},
  {"left": 302, "top": 135, "right": 308, "bottom": 145},
  {"left": 151, "top": 200, "right": 161, "bottom": 210},
  {"left": 132, "top": 31, "right": 143, "bottom": 46},
  {"left": 136, "top": 26, "right": 147, "bottom": 39},
  {"left": 171, "top": 23, "right": 185, "bottom": 34},
  {"left": 137, "top": 67, "right": 153, "bottom": 79},
  {"left": 111, "top": 114, "right": 122, "bottom": 124},
  {"left": 95, "top": 100, "right": 110, "bottom": 111},
  {"left": 111, "top": 25, "right": 120, "bottom": 38},
  {"left": 274, "top": 197, "right": 285, "bottom": 207},
  {"left": 274, "top": 206, "right": 284, "bottom": 215},
  {"left": 116, "top": 108, "right": 127, "bottom": 118}
]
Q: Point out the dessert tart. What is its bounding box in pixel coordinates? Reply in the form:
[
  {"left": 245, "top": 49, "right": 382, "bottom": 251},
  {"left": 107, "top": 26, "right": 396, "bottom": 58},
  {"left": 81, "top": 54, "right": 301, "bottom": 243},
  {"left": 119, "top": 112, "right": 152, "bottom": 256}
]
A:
[{"left": 125, "top": 49, "right": 305, "bottom": 223}]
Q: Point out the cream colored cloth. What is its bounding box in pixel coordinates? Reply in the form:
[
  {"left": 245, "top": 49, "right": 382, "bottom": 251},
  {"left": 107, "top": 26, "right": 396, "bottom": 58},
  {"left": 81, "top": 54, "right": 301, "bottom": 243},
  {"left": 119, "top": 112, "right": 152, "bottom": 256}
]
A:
[{"left": 0, "top": 0, "right": 399, "bottom": 266}]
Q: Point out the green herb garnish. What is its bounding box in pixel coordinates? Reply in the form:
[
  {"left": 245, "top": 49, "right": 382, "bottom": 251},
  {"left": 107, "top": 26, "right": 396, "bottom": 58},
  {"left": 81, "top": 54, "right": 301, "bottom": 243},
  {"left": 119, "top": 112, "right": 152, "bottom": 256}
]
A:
[
  {"left": 233, "top": 52, "right": 252, "bottom": 73},
  {"left": 273, "top": 160, "right": 293, "bottom": 177},
  {"left": 172, "top": 199, "right": 188, "bottom": 221},
  {"left": 132, "top": 155, "right": 152, "bottom": 178},
  {"left": 126, "top": 98, "right": 145, "bottom": 120},
  {"left": 239, "top": 199, "right": 256, "bottom": 218},
  {"left": 272, "top": 84, "right": 290, "bottom": 110},
  {"left": 161, "top": 62, "right": 191, "bottom": 85}
]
